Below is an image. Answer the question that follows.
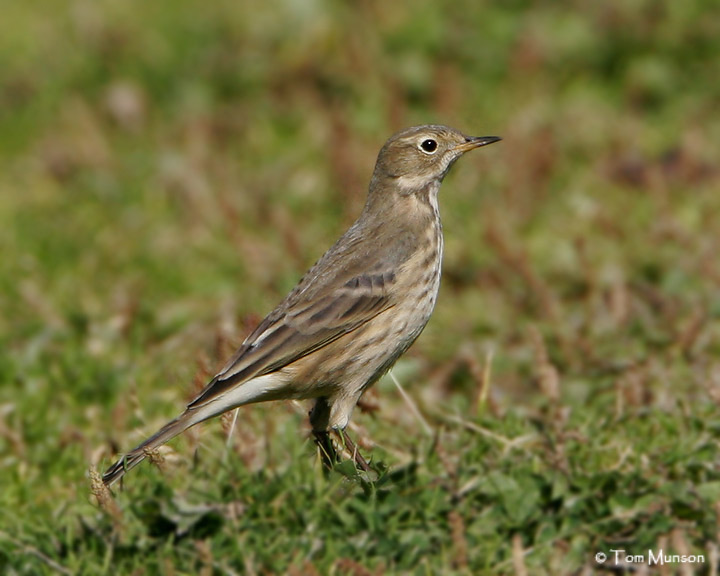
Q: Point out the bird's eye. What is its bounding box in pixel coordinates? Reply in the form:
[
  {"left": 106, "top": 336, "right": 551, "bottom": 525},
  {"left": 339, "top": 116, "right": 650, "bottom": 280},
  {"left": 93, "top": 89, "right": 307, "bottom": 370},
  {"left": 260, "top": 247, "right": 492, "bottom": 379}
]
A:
[{"left": 419, "top": 139, "right": 438, "bottom": 154}]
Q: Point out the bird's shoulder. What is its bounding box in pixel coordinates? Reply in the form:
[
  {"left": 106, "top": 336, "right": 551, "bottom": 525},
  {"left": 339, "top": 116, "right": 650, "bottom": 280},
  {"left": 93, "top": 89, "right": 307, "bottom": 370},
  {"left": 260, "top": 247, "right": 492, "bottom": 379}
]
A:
[{"left": 252, "top": 224, "right": 402, "bottom": 338}]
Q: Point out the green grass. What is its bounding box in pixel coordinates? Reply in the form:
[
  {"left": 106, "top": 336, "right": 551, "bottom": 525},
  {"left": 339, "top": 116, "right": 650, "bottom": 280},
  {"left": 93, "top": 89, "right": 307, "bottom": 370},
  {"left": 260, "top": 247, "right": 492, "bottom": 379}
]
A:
[{"left": 2, "top": 0, "right": 720, "bottom": 574}]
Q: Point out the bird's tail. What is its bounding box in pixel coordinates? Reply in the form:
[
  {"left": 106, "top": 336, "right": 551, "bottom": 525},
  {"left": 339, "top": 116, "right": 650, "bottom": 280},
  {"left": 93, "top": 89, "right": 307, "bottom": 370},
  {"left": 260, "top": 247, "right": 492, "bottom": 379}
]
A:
[
  {"left": 102, "top": 409, "right": 204, "bottom": 487},
  {"left": 102, "top": 373, "right": 287, "bottom": 487}
]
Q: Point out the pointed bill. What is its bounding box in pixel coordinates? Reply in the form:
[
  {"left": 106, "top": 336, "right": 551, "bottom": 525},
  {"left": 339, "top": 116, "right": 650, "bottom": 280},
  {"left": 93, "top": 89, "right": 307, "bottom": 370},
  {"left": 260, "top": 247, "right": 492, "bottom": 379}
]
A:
[{"left": 453, "top": 136, "right": 502, "bottom": 153}]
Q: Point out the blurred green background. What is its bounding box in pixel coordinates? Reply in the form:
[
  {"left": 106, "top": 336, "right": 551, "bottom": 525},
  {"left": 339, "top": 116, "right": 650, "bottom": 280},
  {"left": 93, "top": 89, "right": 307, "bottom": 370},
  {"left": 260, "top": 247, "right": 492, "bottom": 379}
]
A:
[{"left": 2, "top": 1, "right": 720, "bottom": 574}]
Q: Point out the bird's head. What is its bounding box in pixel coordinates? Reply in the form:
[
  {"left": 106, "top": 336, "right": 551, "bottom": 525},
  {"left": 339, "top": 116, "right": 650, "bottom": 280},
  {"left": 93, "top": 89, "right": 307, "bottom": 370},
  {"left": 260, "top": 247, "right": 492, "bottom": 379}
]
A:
[{"left": 371, "top": 125, "right": 501, "bottom": 195}]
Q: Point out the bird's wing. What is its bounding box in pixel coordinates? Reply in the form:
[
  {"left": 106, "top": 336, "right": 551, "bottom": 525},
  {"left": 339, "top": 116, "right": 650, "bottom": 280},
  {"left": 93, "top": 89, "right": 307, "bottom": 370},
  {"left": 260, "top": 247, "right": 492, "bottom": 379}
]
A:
[{"left": 187, "top": 270, "right": 396, "bottom": 408}]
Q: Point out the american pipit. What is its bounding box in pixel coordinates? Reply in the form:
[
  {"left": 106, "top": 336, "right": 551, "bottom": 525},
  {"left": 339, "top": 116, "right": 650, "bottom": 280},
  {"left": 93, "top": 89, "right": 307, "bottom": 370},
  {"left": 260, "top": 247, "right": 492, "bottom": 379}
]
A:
[{"left": 103, "top": 125, "right": 500, "bottom": 486}]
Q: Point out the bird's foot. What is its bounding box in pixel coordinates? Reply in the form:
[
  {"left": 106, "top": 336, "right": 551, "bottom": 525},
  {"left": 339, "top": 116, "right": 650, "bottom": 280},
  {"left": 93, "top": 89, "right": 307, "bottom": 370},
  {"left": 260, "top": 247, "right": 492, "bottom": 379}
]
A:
[{"left": 313, "top": 429, "right": 372, "bottom": 473}]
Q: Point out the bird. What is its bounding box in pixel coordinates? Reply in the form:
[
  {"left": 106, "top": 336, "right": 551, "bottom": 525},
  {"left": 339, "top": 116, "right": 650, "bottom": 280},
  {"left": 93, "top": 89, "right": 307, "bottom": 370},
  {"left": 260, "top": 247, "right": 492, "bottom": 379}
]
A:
[{"left": 102, "top": 124, "right": 501, "bottom": 486}]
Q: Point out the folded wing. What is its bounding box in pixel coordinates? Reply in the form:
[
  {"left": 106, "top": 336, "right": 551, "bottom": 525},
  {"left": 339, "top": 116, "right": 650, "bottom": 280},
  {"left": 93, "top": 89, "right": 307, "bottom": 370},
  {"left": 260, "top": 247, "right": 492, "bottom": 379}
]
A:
[{"left": 187, "top": 271, "right": 396, "bottom": 408}]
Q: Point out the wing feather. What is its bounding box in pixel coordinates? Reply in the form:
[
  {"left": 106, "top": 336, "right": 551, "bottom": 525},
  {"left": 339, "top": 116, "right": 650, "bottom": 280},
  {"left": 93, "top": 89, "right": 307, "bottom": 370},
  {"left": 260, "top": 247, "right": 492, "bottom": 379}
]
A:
[{"left": 187, "top": 271, "right": 396, "bottom": 408}]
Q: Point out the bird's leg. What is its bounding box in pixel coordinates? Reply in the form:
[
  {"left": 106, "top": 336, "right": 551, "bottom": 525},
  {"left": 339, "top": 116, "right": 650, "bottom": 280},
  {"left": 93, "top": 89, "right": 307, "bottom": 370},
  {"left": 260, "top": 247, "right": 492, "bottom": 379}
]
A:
[
  {"left": 310, "top": 398, "right": 371, "bottom": 472},
  {"left": 310, "top": 399, "right": 338, "bottom": 469},
  {"left": 312, "top": 429, "right": 372, "bottom": 472},
  {"left": 332, "top": 428, "right": 372, "bottom": 473},
  {"left": 313, "top": 429, "right": 339, "bottom": 469}
]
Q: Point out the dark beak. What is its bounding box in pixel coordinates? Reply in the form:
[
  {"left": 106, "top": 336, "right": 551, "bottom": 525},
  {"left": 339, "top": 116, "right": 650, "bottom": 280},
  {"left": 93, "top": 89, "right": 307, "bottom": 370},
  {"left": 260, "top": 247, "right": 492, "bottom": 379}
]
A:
[{"left": 453, "top": 135, "right": 502, "bottom": 153}]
